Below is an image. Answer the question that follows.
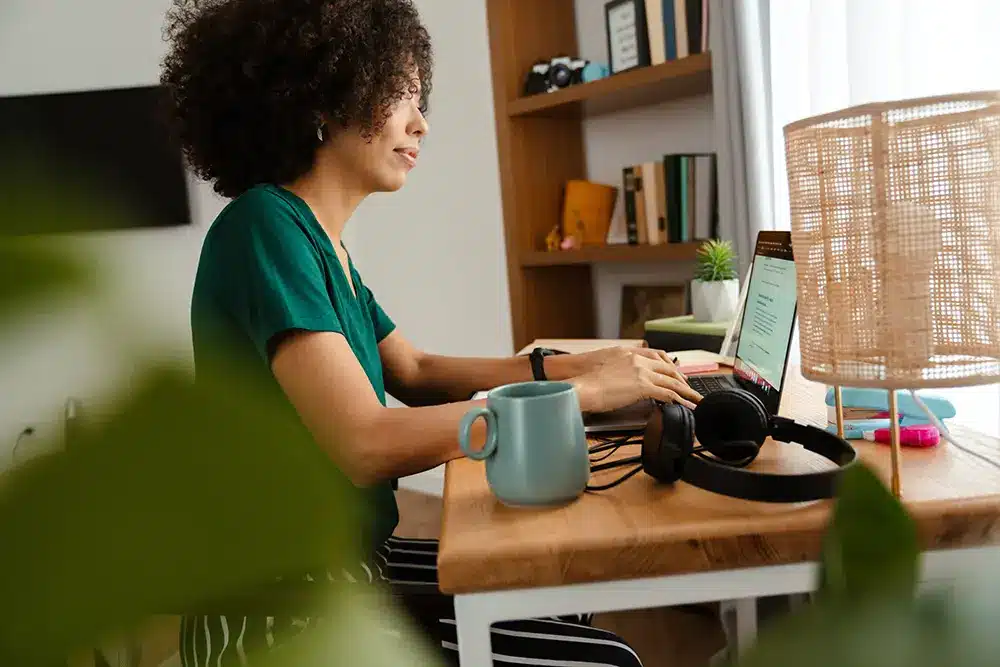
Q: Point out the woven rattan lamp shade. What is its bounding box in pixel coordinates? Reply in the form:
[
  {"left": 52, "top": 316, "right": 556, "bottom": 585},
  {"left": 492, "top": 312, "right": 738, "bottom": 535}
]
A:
[{"left": 783, "top": 91, "right": 1000, "bottom": 390}]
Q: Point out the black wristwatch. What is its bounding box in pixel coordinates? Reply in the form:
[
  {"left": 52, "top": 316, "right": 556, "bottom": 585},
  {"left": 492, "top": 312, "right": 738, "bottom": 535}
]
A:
[{"left": 529, "top": 347, "right": 567, "bottom": 381}]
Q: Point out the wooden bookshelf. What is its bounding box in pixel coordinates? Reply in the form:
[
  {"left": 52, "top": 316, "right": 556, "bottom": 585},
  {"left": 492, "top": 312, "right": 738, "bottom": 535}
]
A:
[
  {"left": 486, "top": 0, "right": 713, "bottom": 351},
  {"left": 521, "top": 242, "right": 702, "bottom": 267},
  {"left": 508, "top": 52, "right": 712, "bottom": 118}
]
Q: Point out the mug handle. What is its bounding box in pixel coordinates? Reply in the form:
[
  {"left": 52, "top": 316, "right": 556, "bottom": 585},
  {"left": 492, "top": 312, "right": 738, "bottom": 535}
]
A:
[{"left": 458, "top": 406, "right": 498, "bottom": 461}]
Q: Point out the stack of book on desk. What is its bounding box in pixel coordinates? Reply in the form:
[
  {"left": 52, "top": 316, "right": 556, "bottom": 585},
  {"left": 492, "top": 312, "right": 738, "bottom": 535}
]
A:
[
  {"left": 824, "top": 386, "right": 956, "bottom": 440},
  {"left": 643, "top": 314, "right": 730, "bottom": 355}
]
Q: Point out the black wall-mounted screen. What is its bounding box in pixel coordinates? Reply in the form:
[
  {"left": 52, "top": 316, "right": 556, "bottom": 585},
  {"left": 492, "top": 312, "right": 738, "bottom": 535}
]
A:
[{"left": 0, "top": 84, "right": 192, "bottom": 234}]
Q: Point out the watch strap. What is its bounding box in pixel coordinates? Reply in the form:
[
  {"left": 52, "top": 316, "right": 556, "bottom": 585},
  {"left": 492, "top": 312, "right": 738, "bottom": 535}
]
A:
[{"left": 529, "top": 347, "right": 548, "bottom": 381}]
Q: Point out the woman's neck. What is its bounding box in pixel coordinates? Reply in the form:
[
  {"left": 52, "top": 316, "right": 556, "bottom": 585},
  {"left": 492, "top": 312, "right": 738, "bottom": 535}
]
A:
[{"left": 283, "top": 159, "right": 367, "bottom": 245}]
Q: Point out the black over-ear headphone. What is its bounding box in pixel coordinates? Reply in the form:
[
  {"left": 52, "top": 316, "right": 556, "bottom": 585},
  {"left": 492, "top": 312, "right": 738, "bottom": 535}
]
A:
[{"left": 588, "top": 388, "right": 858, "bottom": 502}]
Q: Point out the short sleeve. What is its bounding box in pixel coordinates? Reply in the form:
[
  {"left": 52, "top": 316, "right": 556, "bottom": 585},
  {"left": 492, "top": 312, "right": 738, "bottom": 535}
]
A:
[
  {"left": 208, "top": 197, "right": 342, "bottom": 362},
  {"left": 361, "top": 282, "right": 396, "bottom": 343}
]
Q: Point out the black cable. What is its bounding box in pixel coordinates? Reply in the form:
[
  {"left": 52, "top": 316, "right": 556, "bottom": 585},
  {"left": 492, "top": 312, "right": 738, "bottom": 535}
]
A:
[
  {"left": 12, "top": 426, "right": 35, "bottom": 462},
  {"left": 588, "top": 434, "right": 638, "bottom": 451},
  {"left": 586, "top": 464, "right": 644, "bottom": 491},
  {"left": 588, "top": 435, "right": 641, "bottom": 462},
  {"left": 590, "top": 455, "right": 642, "bottom": 473},
  {"left": 589, "top": 447, "right": 620, "bottom": 463},
  {"left": 586, "top": 454, "right": 644, "bottom": 491},
  {"left": 585, "top": 444, "right": 759, "bottom": 493}
]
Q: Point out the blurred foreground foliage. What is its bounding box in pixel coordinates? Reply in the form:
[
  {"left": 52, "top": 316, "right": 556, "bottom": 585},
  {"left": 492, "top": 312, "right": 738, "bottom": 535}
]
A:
[
  {"left": 0, "top": 184, "right": 444, "bottom": 666},
  {"left": 1, "top": 179, "right": 998, "bottom": 667},
  {"left": 733, "top": 461, "right": 1000, "bottom": 667}
]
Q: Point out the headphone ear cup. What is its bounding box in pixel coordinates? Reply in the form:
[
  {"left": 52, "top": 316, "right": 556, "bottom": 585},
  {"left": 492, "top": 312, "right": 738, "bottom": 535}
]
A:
[
  {"left": 642, "top": 402, "right": 695, "bottom": 482},
  {"left": 704, "top": 439, "right": 761, "bottom": 465},
  {"left": 694, "top": 389, "right": 769, "bottom": 463}
]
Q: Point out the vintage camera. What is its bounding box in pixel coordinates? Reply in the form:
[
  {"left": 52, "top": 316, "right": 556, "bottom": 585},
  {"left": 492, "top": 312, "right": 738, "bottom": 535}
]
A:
[{"left": 523, "top": 55, "right": 589, "bottom": 95}]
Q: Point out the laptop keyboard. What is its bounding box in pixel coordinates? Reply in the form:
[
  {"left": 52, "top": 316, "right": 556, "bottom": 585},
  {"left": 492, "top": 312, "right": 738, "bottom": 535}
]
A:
[{"left": 687, "top": 375, "right": 734, "bottom": 396}]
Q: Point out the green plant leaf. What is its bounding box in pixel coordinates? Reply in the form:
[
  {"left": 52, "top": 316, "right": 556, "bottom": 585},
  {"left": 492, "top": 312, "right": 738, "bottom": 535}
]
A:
[
  {"left": 733, "top": 594, "right": 939, "bottom": 667},
  {"left": 694, "top": 239, "right": 737, "bottom": 281},
  {"left": 0, "top": 357, "right": 368, "bottom": 666},
  {"left": 253, "top": 587, "right": 447, "bottom": 667},
  {"left": 0, "top": 239, "right": 92, "bottom": 323},
  {"left": 816, "top": 462, "right": 919, "bottom": 605},
  {"left": 0, "top": 155, "right": 142, "bottom": 236},
  {"left": 733, "top": 579, "right": 1000, "bottom": 667}
]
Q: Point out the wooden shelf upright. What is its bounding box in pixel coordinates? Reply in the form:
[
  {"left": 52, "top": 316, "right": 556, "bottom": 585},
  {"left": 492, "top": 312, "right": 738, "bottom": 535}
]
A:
[{"left": 485, "top": 0, "right": 713, "bottom": 351}]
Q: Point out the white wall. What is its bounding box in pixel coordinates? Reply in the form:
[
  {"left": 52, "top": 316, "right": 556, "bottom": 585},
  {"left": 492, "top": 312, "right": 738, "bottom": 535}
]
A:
[
  {"left": 0, "top": 0, "right": 718, "bottom": 496},
  {"left": 392, "top": 1, "right": 717, "bottom": 494},
  {"left": 346, "top": 1, "right": 511, "bottom": 361},
  {"left": 0, "top": 0, "right": 226, "bottom": 464},
  {"left": 0, "top": 0, "right": 513, "bottom": 499},
  {"left": 574, "top": 0, "right": 714, "bottom": 338},
  {"left": 345, "top": 0, "right": 512, "bottom": 495}
]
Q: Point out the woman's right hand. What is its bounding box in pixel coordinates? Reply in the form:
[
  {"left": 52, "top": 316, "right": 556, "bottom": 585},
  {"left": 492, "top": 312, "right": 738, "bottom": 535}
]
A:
[{"left": 569, "top": 348, "right": 702, "bottom": 413}]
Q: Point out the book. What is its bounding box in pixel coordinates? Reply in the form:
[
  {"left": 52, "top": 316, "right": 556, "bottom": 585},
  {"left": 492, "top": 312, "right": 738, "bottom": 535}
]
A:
[
  {"left": 620, "top": 153, "right": 716, "bottom": 245},
  {"left": 623, "top": 166, "right": 639, "bottom": 245},
  {"left": 644, "top": 314, "right": 731, "bottom": 337},
  {"left": 645, "top": 0, "right": 709, "bottom": 64},
  {"left": 561, "top": 180, "right": 617, "bottom": 246},
  {"left": 515, "top": 339, "right": 647, "bottom": 356}
]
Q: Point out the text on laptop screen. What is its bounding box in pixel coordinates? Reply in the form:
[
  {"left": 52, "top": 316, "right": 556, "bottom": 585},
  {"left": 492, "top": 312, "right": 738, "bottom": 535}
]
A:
[{"left": 734, "top": 243, "right": 797, "bottom": 396}]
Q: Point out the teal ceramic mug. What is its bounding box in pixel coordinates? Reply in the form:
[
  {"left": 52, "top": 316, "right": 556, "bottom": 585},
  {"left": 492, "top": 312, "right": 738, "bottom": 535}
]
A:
[{"left": 458, "top": 381, "right": 589, "bottom": 506}]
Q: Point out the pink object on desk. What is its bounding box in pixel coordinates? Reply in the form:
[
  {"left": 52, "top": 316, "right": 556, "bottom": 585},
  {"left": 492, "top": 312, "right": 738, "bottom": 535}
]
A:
[
  {"left": 678, "top": 361, "right": 720, "bottom": 375},
  {"left": 870, "top": 424, "right": 940, "bottom": 448}
]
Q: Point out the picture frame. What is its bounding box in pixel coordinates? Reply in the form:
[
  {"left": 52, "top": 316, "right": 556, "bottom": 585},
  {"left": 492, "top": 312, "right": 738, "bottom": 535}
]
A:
[
  {"left": 619, "top": 283, "right": 688, "bottom": 339},
  {"left": 604, "top": 0, "right": 651, "bottom": 75}
]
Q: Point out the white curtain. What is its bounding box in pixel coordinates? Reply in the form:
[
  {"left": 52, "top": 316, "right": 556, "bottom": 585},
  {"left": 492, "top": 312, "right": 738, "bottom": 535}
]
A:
[
  {"left": 710, "top": 0, "right": 774, "bottom": 277},
  {"left": 767, "top": 0, "right": 1000, "bottom": 437}
]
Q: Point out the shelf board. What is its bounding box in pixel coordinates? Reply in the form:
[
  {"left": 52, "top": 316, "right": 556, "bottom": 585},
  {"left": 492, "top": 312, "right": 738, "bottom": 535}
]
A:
[
  {"left": 507, "top": 52, "right": 712, "bottom": 118},
  {"left": 521, "top": 242, "right": 702, "bottom": 267}
]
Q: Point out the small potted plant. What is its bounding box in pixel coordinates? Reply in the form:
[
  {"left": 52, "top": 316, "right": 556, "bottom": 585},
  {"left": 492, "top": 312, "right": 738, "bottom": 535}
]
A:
[{"left": 691, "top": 238, "right": 739, "bottom": 322}]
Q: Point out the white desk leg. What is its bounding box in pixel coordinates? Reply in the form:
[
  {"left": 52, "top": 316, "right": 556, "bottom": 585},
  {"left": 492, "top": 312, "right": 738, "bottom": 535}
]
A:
[
  {"left": 733, "top": 597, "right": 758, "bottom": 653},
  {"left": 453, "top": 594, "right": 493, "bottom": 666}
]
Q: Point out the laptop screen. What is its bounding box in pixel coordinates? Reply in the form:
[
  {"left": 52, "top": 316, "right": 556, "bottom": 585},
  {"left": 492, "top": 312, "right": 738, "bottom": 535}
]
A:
[{"left": 732, "top": 231, "right": 798, "bottom": 413}]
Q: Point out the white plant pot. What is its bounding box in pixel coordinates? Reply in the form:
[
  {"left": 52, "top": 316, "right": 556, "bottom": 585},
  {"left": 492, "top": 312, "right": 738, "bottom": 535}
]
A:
[{"left": 691, "top": 279, "right": 740, "bottom": 323}]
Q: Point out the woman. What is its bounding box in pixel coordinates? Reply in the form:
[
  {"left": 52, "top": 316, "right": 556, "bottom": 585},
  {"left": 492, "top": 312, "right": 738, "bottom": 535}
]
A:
[{"left": 160, "top": 1, "right": 701, "bottom": 665}]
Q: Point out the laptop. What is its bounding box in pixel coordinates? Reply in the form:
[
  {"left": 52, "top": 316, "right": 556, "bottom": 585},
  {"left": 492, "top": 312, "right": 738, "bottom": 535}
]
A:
[
  {"left": 472, "top": 232, "right": 797, "bottom": 433},
  {"left": 685, "top": 230, "right": 798, "bottom": 416}
]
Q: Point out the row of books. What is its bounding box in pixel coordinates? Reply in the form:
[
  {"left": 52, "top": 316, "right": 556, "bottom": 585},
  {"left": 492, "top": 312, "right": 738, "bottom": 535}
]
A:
[
  {"left": 622, "top": 152, "right": 718, "bottom": 245},
  {"left": 645, "top": 0, "right": 709, "bottom": 65}
]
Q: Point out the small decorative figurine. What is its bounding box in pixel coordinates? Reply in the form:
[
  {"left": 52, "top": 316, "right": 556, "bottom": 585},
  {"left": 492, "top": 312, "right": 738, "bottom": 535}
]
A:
[
  {"left": 545, "top": 224, "right": 562, "bottom": 251},
  {"left": 559, "top": 217, "right": 586, "bottom": 250}
]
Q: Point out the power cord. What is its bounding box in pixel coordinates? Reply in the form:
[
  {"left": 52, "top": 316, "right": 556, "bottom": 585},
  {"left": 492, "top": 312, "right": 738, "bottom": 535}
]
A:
[
  {"left": 909, "top": 389, "right": 1000, "bottom": 472},
  {"left": 588, "top": 434, "right": 641, "bottom": 462},
  {"left": 586, "top": 457, "right": 644, "bottom": 491},
  {"left": 11, "top": 426, "right": 35, "bottom": 463},
  {"left": 586, "top": 443, "right": 757, "bottom": 493},
  {"left": 586, "top": 436, "right": 643, "bottom": 491}
]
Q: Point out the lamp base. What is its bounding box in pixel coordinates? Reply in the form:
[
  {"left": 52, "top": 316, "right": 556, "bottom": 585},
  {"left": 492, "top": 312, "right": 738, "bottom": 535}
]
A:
[
  {"left": 834, "top": 386, "right": 845, "bottom": 438},
  {"left": 887, "top": 390, "right": 902, "bottom": 498},
  {"left": 834, "top": 385, "right": 902, "bottom": 498}
]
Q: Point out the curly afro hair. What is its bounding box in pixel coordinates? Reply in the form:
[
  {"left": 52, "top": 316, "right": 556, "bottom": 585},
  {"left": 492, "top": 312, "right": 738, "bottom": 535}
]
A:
[{"left": 160, "top": 0, "right": 433, "bottom": 198}]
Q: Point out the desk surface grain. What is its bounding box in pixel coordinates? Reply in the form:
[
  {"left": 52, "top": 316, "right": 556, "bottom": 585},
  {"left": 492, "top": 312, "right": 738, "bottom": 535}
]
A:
[{"left": 437, "top": 366, "right": 1000, "bottom": 595}]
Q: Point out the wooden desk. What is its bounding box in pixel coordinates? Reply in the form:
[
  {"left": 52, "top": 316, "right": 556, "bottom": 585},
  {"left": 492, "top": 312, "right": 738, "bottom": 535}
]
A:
[
  {"left": 439, "top": 367, "right": 1000, "bottom": 594},
  {"left": 438, "top": 351, "right": 1000, "bottom": 665}
]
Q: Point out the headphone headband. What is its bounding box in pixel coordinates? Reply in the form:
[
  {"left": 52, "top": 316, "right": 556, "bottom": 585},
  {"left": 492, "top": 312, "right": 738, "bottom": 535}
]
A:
[
  {"left": 589, "top": 389, "right": 858, "bottom": 503},
  {"left": 681, "top": 415, "right": 857, "bottom": 503}
]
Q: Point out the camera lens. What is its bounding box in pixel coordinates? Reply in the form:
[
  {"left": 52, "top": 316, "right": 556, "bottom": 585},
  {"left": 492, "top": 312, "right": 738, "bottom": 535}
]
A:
[{"left": 548, "top": 63, "right": 572, "bottom": 88}]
